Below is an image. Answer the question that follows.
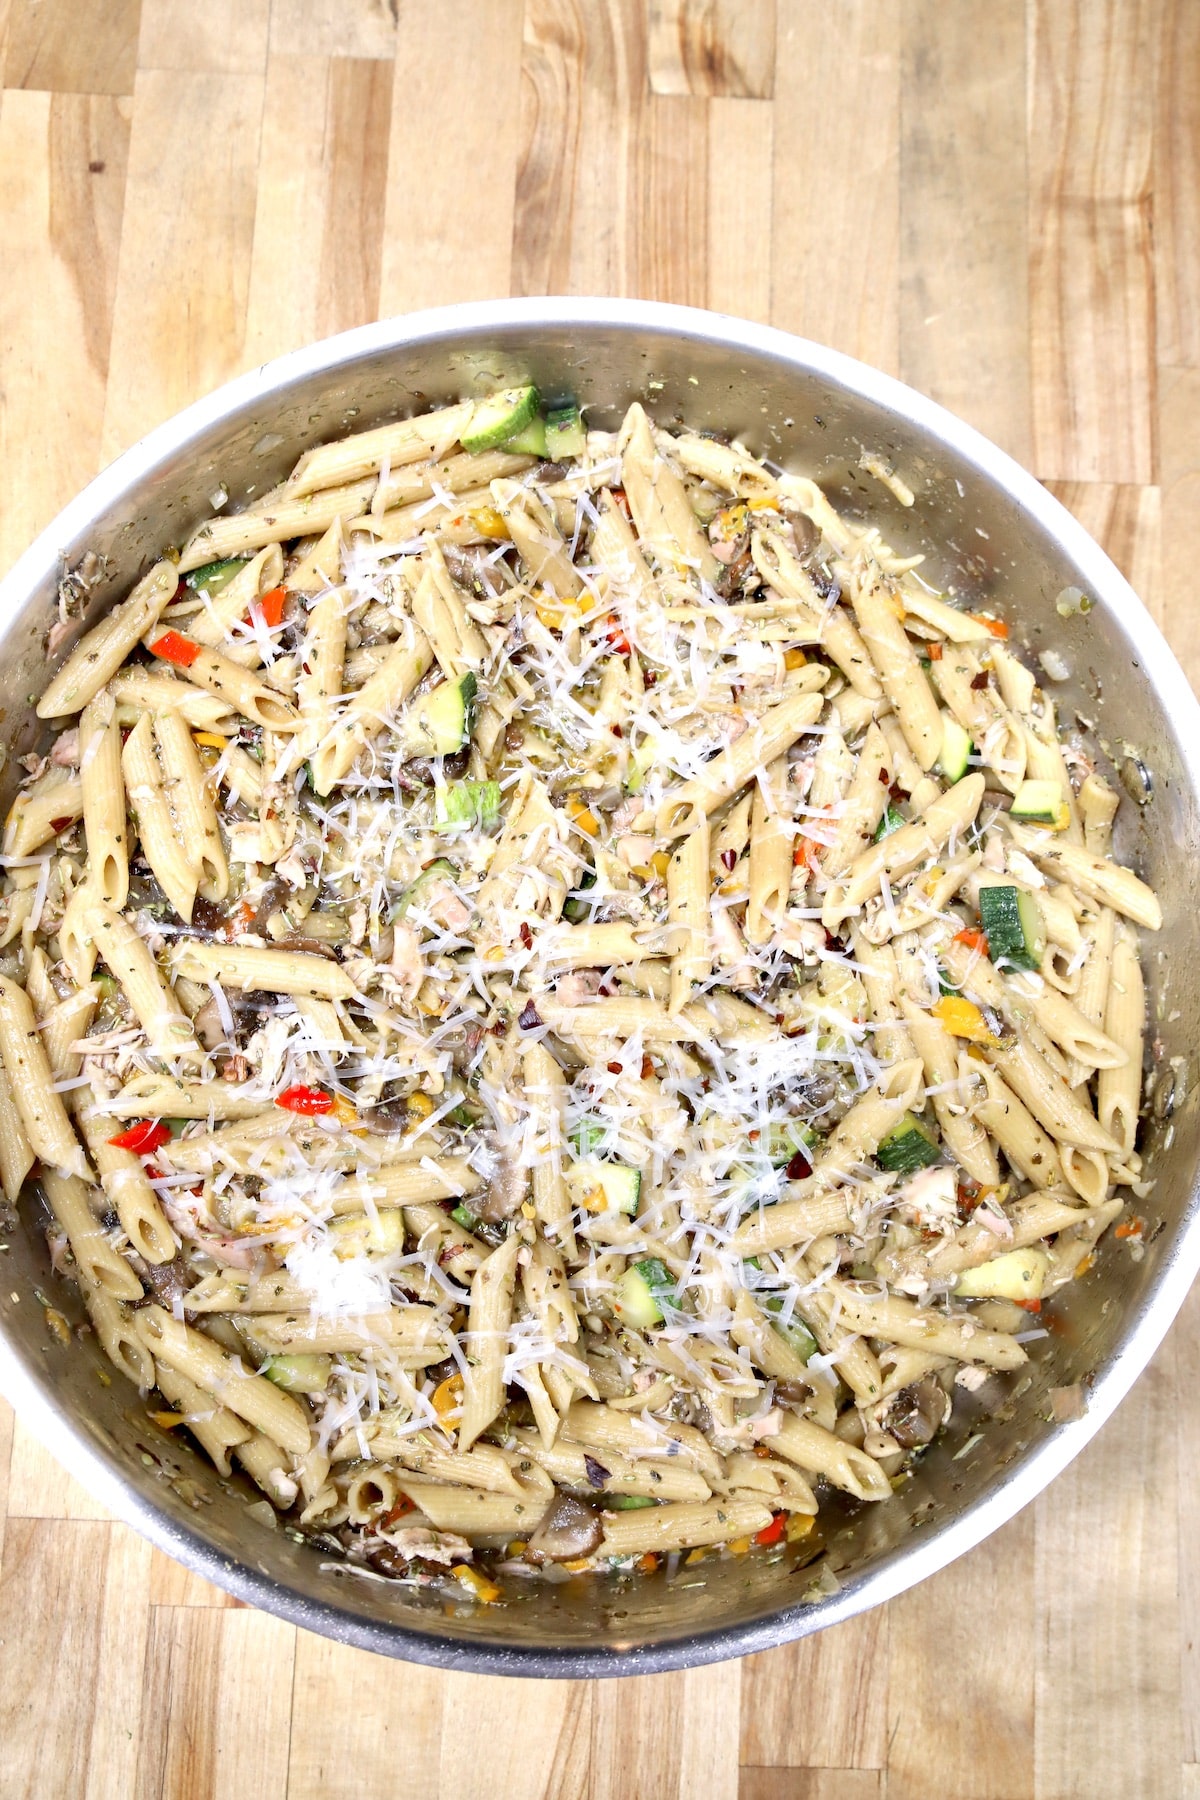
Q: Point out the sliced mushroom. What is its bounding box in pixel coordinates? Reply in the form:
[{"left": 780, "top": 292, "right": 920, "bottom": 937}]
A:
[
  {"left": 527, "top": 1490, "right": 605, "bottom": 1562},
  {"left": 886, "top": 1375, "right": 949, "bottom": 1450},
  {"left": 475, "top": 1149, "right": 528, "bottom": 1224}
]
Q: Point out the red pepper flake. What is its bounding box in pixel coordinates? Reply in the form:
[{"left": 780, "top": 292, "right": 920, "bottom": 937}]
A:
[
  {"left": 785, "top": 1147, "right": 813, "bottom": 1180},
  {"left": 1014, "top": 1297, "right": 1042, "bottom": 1313},
  {"left": 720, "top": 848, "right": 737, "bottom": 871},
  {"left": 517, "top": 1000, "right": 542, "bottom": 1030},
  {"left": 878, "top": 766, "right": 891, "bottom": 784},
  {"left": 928, "top": 641, "right": 944, "bottom": 661},
  {"left": 107, "top": 1120, "right": 171, "bottom": 1155},
  {"left": 611, "top": 722, "right": 623, "bottom": 737},
  {"left": 754, "top": 1511, "right": 787, "bottom": 1547},
  {"left": 150, "top": 630, "right": 201, "bottom": 668},
  {"left": 275, "top": 1084, "right": 335, "bottom": 1116},
  {"left": 50, "top": 816, "right": 74, "bottom": 833},
  {"left": 605, "top": 614, "right": 631, "bottom": 656},
  {"left": 970, "top": 670, "right": 990, "bottom": 690},
  {"left": 382, "top": 1497, "right": 415, "bottom": 1527},
  {"left": 610, "top": 486, "right": 632, "bottom": 520},
  {"left": 640, "top": 1055, "right": 655, "bottom": 1079},
  {"left": 643, "top": 669, "right": 657, "bottom": 687},
  {"left": 606, "top": 1061, "right": 622, "bottom": 1075},
  {"left": 519, "top": 921, "right": 533, "bottom": 951}
]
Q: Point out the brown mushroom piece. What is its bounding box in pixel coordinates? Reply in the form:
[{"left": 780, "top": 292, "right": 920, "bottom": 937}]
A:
[
  {"left": 527, "top": 1491, "right": 605, "bottom": 1562},
  {"left": 474, "top": 1150, "right": 528, "bottom": 1223},
  {"left": 886, "top": 1374, "right": 949, "bottom": 1449}
]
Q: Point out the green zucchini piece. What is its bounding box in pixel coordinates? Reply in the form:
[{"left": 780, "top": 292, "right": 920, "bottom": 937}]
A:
[
  {"left": 461, "top": 386, "right": 540, "bottom": 454},
  {"left": 761, "top": 1297, "right": 820, "bottom": 1364},
  {"left": 572, "top": 1121, "right": 608, "bottom": 1156},
  {"left": 956, "top": 1246, "right": 1048, "bottom": 1302},
  {"left": 615, "top": 1256, "right": 674, "bottom": 1327},
  {"left": 502, "top": 413, "right": 548, "bottom": 457},
  {"left": 606, "top": 1495, "right": 658, "bottom": 1510},
  {"left": 763, "top": 1120, "right": 816, "bottom": 1167},
  {"left": 873, "top": 802, "right": 907, "bottom": 842},
  {"left": 399, "top": 672, "right": 478, "bottom": 758},
  {"left": 568, "top": 1159, "right": 641, "bottom": 1215},
  {"left": 876, "top": 1112, "right": 942, "bottom": 1174},
  {"left": 450, "top": 1203, "right": 481, "bottom": 1232},
  {"left": 978, "top": 883, "right": 1045, "bottom": 970},
  {"left": 184, "top": 557, "right": 247, "bottom": 596},
  {"left": 434, "top": 779, "right": 501, "bottom": 832},
  {"left": 393, "top": 857, "right": 458, "bottom": 918},
  {"left": 938, "top": 716, "right": 973, "bottom": 783},
  {"left": 1010, "top": 778, "right": 1066, "bottom": 824},
  {"left": 545, "top": 403, "right": 587, "bottom": 460},
  {"left": 264, "top": 1354, "right": 332, "bottom": 1394}
]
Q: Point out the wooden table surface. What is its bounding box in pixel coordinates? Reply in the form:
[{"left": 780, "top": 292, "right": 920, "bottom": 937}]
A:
[{"left": 0, "top": 2, "right": 1196, "bottom": 1796}]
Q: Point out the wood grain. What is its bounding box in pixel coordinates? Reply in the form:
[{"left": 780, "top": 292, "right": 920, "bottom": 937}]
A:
[
  {"left": 0, "top": 6, "right": 1196, "bottom": 1796},
  {"left": 647, "top": 0, "right": 775, "bottom": 97},
  {"left": 770, "top": 0, "right": 900, "bottom": 373}
]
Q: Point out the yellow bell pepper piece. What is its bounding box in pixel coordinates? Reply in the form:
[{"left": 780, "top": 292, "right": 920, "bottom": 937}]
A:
[
  {"left": 931, "top": 994, "right": 1000, "bottom": 1046},
  {"left": 468, "top": 505, "right": 510, "bottom": 540},
  {"left": 783, "top": 648, "right": 807, "bottom": 670},
  {"left": 432, "top": 1372, "right": 464, "bottom": 1426},
  {"left": 565, "top": 794, "right": 600, "bottom": 837},
  {"left": 192, "top": 731, "right": 230, "bottom": 750},
  {"left": 452, "top": 1564, "right": 502, "bottom": 1603},
  {"left": 786, "top": 1512, "right": 815, "bottom": 1542}
]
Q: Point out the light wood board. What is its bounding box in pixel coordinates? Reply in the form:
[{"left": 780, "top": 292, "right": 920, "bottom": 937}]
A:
[{"left": 0, "top": 3, "right": 1195, "bottom": 1795}]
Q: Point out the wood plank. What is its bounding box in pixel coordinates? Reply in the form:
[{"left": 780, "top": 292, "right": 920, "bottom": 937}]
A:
[
  {"left": 0, "top": 90, "right": 130, "bottom": 576},
  {"left": 514, "top": 0, "right": 647, "bottom": 297},
  {"left": 740, "top": 1608, "right": 888, "bottom": 1770},
  {"left": 1034, "top": 1340, "right": 1181, "bottom": 1800},
  {"left": 138, "top": 0, "right": 271, "bottom": 75},
  {"left": 268, "top": 0, "right": 399, "bottom": 60},
  {"left": 378, "top": 0, "right": 523, "bottom": 315},
  {"left": 1027, "top": 0, "right": 1156, "bottom": 483},
  {"left": 134, "top": 1607, "right": 295, "bottom": 1800},
  {"left": 648, "top": 0, "right": 775, "bottom": 97},
  {"left": 0, "top": 1397, "right": 10, "bottom": 1561},
  {"left": 440, "top": 1673, "right": 591, "bottom": 1800},
  {"left": 770, "top": 0, "right": 900, "bottom": 373},
  {"left": 287, "top": 1635, "right": 443, "bottom": 1799},
  {"left": 4, "top": 0, "right": 139, "bottom": 93},
  {"left": 590, "top": 1661, "right": 741, "bottom": 1800},
  {"left": 8, "top": 1416, "right": 111, "bottom": 1519},
  {"left": 1043, "top": 480, "right": 1163, "bottom": 622},
  {"left": 149, "top": 1545, "right": 243, "bottom": 1608},
  {"left": 887, "top": 1512, "right": 1035, "bottom": 1800},
  {"left": 708, "top": 98, "right": 772, "bottom": 323},
  {"left": 1177, "top": 1287, "right": 1200, "bottom": 1761},
  {"left": 898, "top": 0, "right": 1031, "bottom": 464},
  {"left": 0, "top": 1519, "right": 148, "bottom": 1797},
  {"left": 1156, "top": 0, "right": 1200, "bottom": 368},
  {"left": 100, "top": 68, "right": 264, "bottom": 461},
  {"left": 1159, "top": 365, "right": 1200, "bottom": 689},
  {"left": 632, "top": 95, "right": 708, "bottom": 306},
  {"left": 740, "top": 1772, "right": 881, "bottom": 1800},
  {"left": 245, "top": 54, "right": 391, "bottom": 363}
]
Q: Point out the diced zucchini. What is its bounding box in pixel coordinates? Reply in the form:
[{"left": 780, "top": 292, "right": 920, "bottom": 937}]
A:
[
  {"left": 544, "top": 402, "right": 587, "bottom": 460},
  {"left": 394, "top": 857, "right": 458, "bottom": 918},
  {"left": 434, "top": 779, "right": 501, "bottom": 832},
  {"left": 955, "top": 1247, "right": 1049, "bottom": 1302},
  {"left": 451, "top": 1203, "right": 481, "bottom": 1232},
  {"left": 329, "top": 1210, "right": 406, "bottom": 1256},
  {"left": 873, "top": 802, "right": 907, "bottom": 842},
  {"left": 761, "top": 1296, "right": 819, "bottom": 1363},
  {"left": 502, "top": 413, "right": 548, "bottom": 456},
  {"left": 461, "top": 386, "right": 540, "bottom": 454},
  {"left": 763, "top": 1120, "right": 816, "bottom": 1167},
  {"left": 399, "top": 672, "right": 478, "bottom": 759},
  {"left": 615, "top": 1256, "right": 674, "bottom": 1327},
  {"left": 606, "top": 1494, "right": 658, "bottom": 1510},
  {"left": 876, "top": 1112, "right": 942, "bottom": 1174},
  {"left": 572, "top": 1120, "right": 608, "bottom": 1156},
  {"left": 184, "top": 557, "right": 247, "bottom": 596},
  {"left": 978, "top": 883, "right": 1045, "bottom": 971},
  {"left": 562, "top": 865, "right": 597, "bottom": 921},
  {"left": 938, "top": 716, "right": 973, "bottom": 783},
  {"left": 264, "top": 1354, "right": 332, "bottom": 1394},
  {"left": 568, "top": 1158, "right": 642, "bottom": 1215},
  {"left": 1010, "top": 779, "right": 1068, "bottom": 827}
]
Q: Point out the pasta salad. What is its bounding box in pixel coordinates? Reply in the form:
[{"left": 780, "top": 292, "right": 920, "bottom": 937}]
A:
[{"left": 0, "top": 385, "right": 1159, "bottom": 1597}]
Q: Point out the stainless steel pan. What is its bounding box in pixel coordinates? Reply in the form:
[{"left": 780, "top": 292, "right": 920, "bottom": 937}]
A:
[{"left": 1, "top": 298, "right": 1196, "bottom": 1676}]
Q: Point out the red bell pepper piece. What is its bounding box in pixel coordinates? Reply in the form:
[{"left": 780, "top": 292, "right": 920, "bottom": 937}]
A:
[
  {"left": 275, "top": 1084, "right": 335, "bottom": 1116},
  {"left": 150, "top": 630, "right": 201, "bottom": 668},
  {"left": 108, "top": 1120, "right": 171, "bottom": 1155}
]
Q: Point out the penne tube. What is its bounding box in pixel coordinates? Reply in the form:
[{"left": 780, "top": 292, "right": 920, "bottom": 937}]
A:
[
  {"left": 845, "top": 562, "right": 943, "bottom": 769},
  {"left": 656, "top": 690, "right": 824, "bottom": 839},
  {"left": 288, "top": 403, "right": 474, "bottom": 496},
  {"left": 0, "top": 979, "right": 89, "bottom": 1177},
  {"left": 122, "top": 714, "right": 197, "bottom": 920},
  {"left": 732, "top": 1189, "right": 857, "bottom": 1255},
  {"left": 1007, "top": 824, "right": 1161, "bottom": 931},
  {"left": 315, "top": 627, "right": 434, "bottom": 792},
  {"left": 178, "top": 479, "right": 378, "bottom": 571},
  {"left": 38, "top": 561, "right": 178, "bottom": 717},
  {"left": 1097, "top": 921, "right": 1144, "bottom": 1158},
  {"left": 828, "top": 773, "right": 986, "bottom": 920},
  {"left": 619, "top": 402, "right": 720, "bottom": 585},
  {"left": 898, "top": 998, "right": 1000, "bottom": 1187},
  {"left": 41, "top": 1168, "right": 142, "bottom": 1300},
  {"left": 169, "top": 940, "right": 358, "bottom": 1001},
  {"left": 150, "top": 640, "right": 301, "bottom": 733},
  {"left": 598, "top": 1498, "right": 773, "bottom": 1557},
  {"left": 818, "top": 1275, "right": 1028, "bottom": 1370},
  {"left": 458, "top": 1231, "right": 521, "bottom": 1451},
  {"left": 0, "top": 1062, "right": 34, "bottom": 1203},
  {"left": 667, "top": 813, "right": 711, "bottom": 1005},
  {"left": 328, "top": 1157, "right": 482, "bottom": 1212},
  {"left": 78, "top": 692, "right": 129, "bottom": 908},
  {"left": 243, "top": 1309, "right": 452, "bottom": 1364},
  {"left": 491, "top": 479, "right": 582, "bottom": 598},
  {"left": 135, "top": 1305, "right": 311, "bottom": 1455},
  {"left": 107, "top": 668, "right": 239, "bottom": 732},
  {"left": 820, "top": 721, "right": 892, "bottom": 879},
  {"left": 3, "top": 769, "right": 83, "bottom": 857},
  {"left": 771, "top": 1412, "right": 892, "bottom": 1501},
  {"left": 506, "top": 1429, "right": 712, "bottom": 1502},
  {"left": 154, "top": 710, "right": 229, "bottom": 900},
  {"left": 76, "top": 1096, "right": 177, "bottom": 1266},
  {"left": 521, "top": 1042, "right": 576, "bottom": 1259},
  {"left": 155, "top": 1361, "right": 252, "bottom": 1475},
  {"left": 87, "top": 902, "right": 201, "bottom": 1063}
]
